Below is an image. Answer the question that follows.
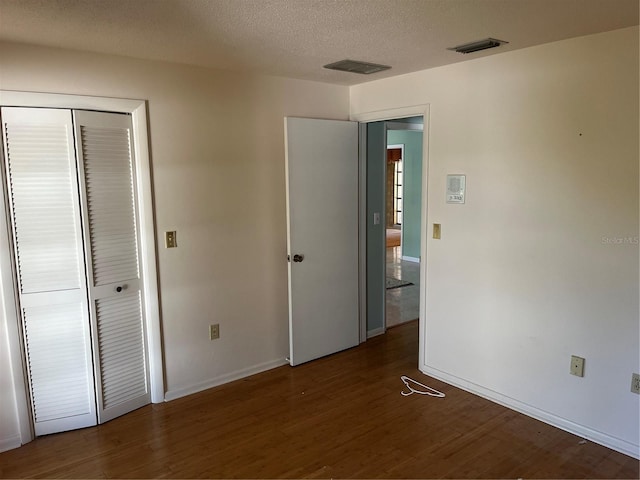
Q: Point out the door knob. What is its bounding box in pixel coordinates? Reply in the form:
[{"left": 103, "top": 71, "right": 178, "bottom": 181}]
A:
[
  {"left": 116, "top": 285, "right": 126, "bottom": 293},
  {"left": 293, "top": 254, "right": 304, "bottom": 262}
]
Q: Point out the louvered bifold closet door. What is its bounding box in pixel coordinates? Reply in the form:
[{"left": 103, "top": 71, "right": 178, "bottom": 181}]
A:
[
  {"left": 73, "top": 110, "right": 150, "bottom": 424},
  {"left": 1, "top": 107, "right": 97, "bottom": 435}
]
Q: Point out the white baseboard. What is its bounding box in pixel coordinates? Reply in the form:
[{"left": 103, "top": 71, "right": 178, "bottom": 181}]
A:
[
  {"left": 0, "top": 435, "right": 21, "bottom": 453},
  {"left": 367, "top": 327, "right": 385, "bottom": 338},
  {"left": 401, "top": 255, "right": 420, "bottom": 263},
  {"left": 421, "top": 365, "right": 640, "bottom": 460},
  {"left": 164, "top": 358, "right": 288, "bottom": 402}
]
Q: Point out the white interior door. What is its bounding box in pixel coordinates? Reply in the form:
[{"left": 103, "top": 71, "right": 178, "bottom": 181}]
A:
[
  {"left": 285, "top": 117, "right": 360, "bottom": 366},
  {"left": 1, "top": 107, "right": 97, "bottom": 435},
  {"left": 74, "top": 110, "right": 150, "bottom": 424}
]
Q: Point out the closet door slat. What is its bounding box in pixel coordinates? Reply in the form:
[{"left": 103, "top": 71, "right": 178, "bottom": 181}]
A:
[
  {"left": 23, "top": 303, "right": 93, "bottom": 423},
  {"left": 96, "top": 292, "right": 147, "bottom": 409},
  {"left": 5, "top": 123, "right": 82, "bottom": 293},
  {"left": 81, "top": 125, "right": 140, "bottom": 287}
]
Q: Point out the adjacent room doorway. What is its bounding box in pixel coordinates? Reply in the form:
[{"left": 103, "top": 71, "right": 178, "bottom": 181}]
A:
[
  {"left": 362, "top": 112, "right": 427, "bottom": 339},
  {"left": 284, "top": 111, "right": 428, "bottom": 361},
  {"left": 385, "top": 121, "right": 423, "bottom": 329}
]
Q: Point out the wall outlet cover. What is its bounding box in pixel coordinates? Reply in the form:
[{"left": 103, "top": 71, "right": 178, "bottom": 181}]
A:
[
  {"left": 209, "top": 324, "right": 220, "bottom": 340},
  {"left": 570, "top": 355, "right": 585, "bottom": 377}
]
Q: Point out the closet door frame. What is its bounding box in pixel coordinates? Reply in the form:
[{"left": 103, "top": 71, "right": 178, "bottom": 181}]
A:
[{"left": 0, "top": 91, "right": 164, "bottom": 445}]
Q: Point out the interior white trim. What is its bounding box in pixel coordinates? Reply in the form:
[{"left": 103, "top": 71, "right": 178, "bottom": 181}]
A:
[
  {"left": 351, "top": 105, "right": 430, "bottom": 123},
  {"left": 0, "top": 435, "right": 21, "bottom": 454},
  {"left": 386, "top": 122, "right": 423, "bottom": 131},
  {"left": 366, "top": 327, "right": 385, "bottom": 339},
  {"left": 129, "top": 104, "right": 164, "bottom": 404},
  {"left": 164, "top": 358, "right": 288, "bottom": 401},
  {"left": 358, "top": 123, "right": 368, "bottom": 343},
  {"left": 0, "top": 157, "right": 33, "bottom": 445},
  {"left": 0, "top": 91, "right": 144, "bottom": 114},
  {"left": 0, "top": 91, "right": 165, "bottom": 444},
  {"left": 422, "top": 365, "right": 640, "bottom": 459},
  {"left": 352, "top": 104, "right": 429, "bottom": 360}
]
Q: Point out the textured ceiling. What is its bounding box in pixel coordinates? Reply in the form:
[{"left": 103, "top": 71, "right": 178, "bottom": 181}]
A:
[{"left": 0, "top": 0, "right": 637, "bottom": 86}]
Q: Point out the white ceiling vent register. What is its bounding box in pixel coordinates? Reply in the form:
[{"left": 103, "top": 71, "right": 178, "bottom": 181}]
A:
[
  {"left": 448, "top": 38, "right": 508, "bottom": 54},
  {"left": 323, "top": 59, "right": 391, "bottom": 74}
]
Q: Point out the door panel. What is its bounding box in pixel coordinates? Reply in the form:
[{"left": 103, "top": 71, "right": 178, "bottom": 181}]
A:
[
  {"left": 95, "top": 290, "right": 147, "bottom": 415},
  {"left": 74, "top": 110, "right": 150, "bottom": 424},
  {"left": 22, "top": 302, "right": 94, "bottom": 430},
  {"left": 1, "top": 107, "right": 97, "bottom": 435},
  {"left": 285, "top": 117, "right": 359, "bottom": 366}
]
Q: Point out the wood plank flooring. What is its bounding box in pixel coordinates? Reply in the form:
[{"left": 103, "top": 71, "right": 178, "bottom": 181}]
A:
[{"left": 1, "top": 320, "right": 638, "bottom": 478}]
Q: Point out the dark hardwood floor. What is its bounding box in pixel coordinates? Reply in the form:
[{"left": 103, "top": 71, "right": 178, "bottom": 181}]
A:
[{"left": 1, "top": 320, "right": 638, "bottom": 478}]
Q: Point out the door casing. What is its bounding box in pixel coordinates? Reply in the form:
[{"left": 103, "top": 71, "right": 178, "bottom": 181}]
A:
[
  {"left": 352, "top": 105, "right": 430, "bottom": 367},
  {"left": 0, "top": 91, "right": 163, "bottom": 445}
]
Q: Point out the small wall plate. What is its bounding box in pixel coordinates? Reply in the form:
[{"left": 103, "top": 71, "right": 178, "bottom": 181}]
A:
[{"left": 165, "top": 231, "right": 177, "bottom": 248}]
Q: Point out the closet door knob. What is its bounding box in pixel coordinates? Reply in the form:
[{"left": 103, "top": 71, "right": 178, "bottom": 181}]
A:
[{"left": 116, "top": 286, "right": 123, "bottom": 293}]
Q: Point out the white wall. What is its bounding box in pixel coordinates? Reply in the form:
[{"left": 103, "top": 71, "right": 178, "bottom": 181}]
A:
[
  {"left": 352, "top": 26, "right": 639, "bottom": 456},
  {"left": 0, "top": 308, "right": 20, "bottom": 452},
  {"left": 0, "top": 41, "right": 349, "bottom": 449}
]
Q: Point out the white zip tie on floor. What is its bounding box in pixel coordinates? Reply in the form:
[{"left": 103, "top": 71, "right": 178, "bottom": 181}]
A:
[{"left": 400, "top": 375, "right": 446, "bottom": 397}]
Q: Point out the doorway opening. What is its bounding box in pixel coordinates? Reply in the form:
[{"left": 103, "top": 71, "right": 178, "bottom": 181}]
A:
[
  {"left": 385, "top": 120, "right": 423, "bottom": 329},
  {"left": 363, "top": 115, "right": 424, "bottom": 338}
]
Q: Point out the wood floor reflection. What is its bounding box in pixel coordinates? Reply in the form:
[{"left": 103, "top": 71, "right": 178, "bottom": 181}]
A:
[{"left": 386, "top": 246, "right": 420, "bottom": 327}]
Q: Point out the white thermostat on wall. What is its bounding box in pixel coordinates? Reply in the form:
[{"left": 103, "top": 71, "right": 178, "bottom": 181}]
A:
[{"left": 446, "top": 174, "right": 466, "bottom": 204}]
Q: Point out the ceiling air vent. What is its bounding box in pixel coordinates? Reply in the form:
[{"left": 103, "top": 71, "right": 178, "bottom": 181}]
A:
[
  {"left": 448, "top": 38, "right": 508, "bottom": 54},
  {"left": 323, "top": 59, "right": 391, "bottom": 75}
]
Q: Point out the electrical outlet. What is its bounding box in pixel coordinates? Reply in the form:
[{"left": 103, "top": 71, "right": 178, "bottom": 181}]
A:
[
  {"left": 209, "top": 324, "right": 220, "bottom": 340},
  {"left": 570, "top": 355, "right": 585, "bottom": 377},
  {"left": 631, "top": 373, "right": 640, "bottom": 394}
]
